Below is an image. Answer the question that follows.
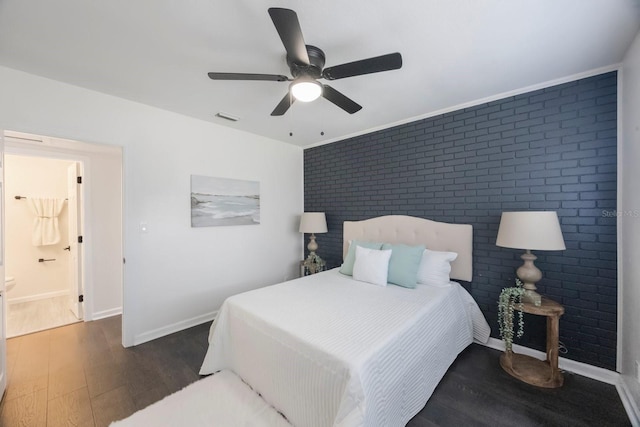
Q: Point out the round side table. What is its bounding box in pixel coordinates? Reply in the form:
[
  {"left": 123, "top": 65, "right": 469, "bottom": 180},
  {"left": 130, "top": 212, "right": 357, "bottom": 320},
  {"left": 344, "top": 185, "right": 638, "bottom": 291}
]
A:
[{"left": 499, "top": 296, "right": 565, "bottom": 388}]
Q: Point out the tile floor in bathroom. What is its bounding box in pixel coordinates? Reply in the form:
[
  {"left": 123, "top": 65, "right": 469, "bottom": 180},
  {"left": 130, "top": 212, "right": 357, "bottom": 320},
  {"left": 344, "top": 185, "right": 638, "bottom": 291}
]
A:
[{"left": 6, "top": 295, "right": 80, "bottom": 337}]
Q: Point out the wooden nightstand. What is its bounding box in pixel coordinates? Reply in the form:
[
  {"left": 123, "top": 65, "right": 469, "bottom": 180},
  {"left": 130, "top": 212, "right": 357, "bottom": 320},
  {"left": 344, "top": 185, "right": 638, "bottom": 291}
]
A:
[{"left": 499, "top": 296, "right": 565, "bottom": 388}]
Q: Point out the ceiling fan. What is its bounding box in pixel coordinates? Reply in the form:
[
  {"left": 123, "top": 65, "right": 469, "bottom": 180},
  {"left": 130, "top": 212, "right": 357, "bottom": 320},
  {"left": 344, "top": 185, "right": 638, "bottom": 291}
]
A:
[{"left": 208, "top": 8, "right": 403, "bottom": 116}]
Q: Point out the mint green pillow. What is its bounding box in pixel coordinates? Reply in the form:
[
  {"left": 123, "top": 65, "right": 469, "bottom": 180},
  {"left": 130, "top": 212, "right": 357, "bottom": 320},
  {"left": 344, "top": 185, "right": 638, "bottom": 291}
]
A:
[
  {"left": 381, "top": 243, "right": 426, "bottom": 288},
  {"left": 339, "top": 240, "right": 383, "bottom": 276}
]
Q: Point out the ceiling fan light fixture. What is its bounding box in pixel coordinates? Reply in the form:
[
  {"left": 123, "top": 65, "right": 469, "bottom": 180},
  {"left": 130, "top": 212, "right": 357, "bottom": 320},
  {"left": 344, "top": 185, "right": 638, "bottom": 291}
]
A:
[{"left": 290, "top": 78, "right": 322, "bottom": 102}]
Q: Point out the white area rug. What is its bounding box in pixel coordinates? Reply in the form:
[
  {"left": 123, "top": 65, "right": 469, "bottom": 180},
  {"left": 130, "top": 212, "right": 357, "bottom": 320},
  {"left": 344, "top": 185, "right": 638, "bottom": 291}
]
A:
[{"left": 110, "top": 370, "right": 291, "bottom": 427}]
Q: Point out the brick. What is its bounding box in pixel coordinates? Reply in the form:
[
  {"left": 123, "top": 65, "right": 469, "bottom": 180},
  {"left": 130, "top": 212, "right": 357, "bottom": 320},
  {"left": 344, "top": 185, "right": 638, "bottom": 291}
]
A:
[
  {"left": 515, "top": 102, "right": 544, "bottom": 114},
  {"left": 303, "top": 71, "right": 618, "bottom": 371},
  {"left": 515, "top": 132, "right": 546, "bottom": 143},
  {"left": 502, "top": 127, "right": 532, "bottom": 138},
  {"left": 488, "top": 123, "right": 516, "bottom": 134},
  {"left": 530, "top": 137, "right": 562, "bottom": 152}
]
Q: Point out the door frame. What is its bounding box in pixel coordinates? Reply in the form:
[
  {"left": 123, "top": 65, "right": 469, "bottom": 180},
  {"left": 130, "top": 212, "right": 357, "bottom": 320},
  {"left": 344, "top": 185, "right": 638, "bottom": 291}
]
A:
[
  {"left": 0, "top": 130, "right": 6, "bottom": 400},
  {"left": 67, "top": 161, "right": 84, "bottom": 320},
  {"left": 2, "top": 145, "right": 93, "bottom": 321},
  {"left": 3, "top": 130, "right": 124, "bottom": 326},
  {"left": 3, "top": 137, "right": 93, "bottom": 319}
]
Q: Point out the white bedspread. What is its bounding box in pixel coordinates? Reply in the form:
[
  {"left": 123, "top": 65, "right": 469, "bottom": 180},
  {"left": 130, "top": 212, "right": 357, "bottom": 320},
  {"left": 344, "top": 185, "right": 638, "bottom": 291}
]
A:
[{"left": 200, "top": 268, "right": 490, "bottom": 427}]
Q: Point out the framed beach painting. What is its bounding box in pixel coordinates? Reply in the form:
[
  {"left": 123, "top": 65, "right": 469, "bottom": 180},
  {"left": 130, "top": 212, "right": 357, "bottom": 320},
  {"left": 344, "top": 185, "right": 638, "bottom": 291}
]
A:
[{"left": 190, "top": 175, "right": 260, "bottom": 227}]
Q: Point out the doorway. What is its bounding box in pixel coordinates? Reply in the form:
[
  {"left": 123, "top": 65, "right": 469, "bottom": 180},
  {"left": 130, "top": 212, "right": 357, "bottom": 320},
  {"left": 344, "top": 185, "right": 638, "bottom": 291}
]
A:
[
  {"left": 4, "top": 153, "right": 84, "bottom": 337},
  {"left": 1, "top": 129, "right": 124, "bottom": 326}
]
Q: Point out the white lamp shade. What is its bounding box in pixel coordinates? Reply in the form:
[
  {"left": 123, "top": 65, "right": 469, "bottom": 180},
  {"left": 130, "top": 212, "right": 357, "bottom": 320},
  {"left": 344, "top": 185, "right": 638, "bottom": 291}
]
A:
[
  {"left": 299, "top": 212, "right": 328, "bottom": 234},
  {"left": 496, "top": 211, "right": 566, "bottom": 251}
]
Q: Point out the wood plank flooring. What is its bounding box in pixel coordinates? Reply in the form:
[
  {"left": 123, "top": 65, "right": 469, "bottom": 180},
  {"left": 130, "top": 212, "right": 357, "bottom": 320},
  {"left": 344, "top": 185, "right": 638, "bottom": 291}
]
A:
[
  {"left": 0, "top": 316, "right": 631, "bottom": 426},
  {"left": 0, "top": 316, "right": 208, "bottom": 427}
]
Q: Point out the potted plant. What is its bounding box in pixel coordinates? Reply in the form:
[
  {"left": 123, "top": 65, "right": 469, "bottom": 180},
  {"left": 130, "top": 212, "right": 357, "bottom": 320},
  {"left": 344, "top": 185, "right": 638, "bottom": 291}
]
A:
[{"left": 498, "top": 278, "right": 525, "bottom": 352}]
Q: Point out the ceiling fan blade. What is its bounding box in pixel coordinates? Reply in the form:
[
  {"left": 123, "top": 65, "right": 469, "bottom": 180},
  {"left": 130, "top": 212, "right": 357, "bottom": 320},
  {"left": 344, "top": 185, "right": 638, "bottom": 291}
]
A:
[
  {"left": 322, "top": 52, "right": 402, "bottom": 80},
  {"left": 268, "top": 8, "right": 310, "bottom": 66},
  {"left": 208, "top": 72, "right": 289, "bottom": 82},
  {"left": 322, "top": 85, "right": 362, "bottom": 114},
  {"left": 271, "top": 92, "right": 295, "bottom": 116}
]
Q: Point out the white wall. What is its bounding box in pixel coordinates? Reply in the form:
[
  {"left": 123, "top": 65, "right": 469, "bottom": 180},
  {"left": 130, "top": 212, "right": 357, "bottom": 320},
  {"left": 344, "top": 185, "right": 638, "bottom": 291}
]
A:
[
  {"left": 0, "top": 66, "right": 304, "bottom": 346},
  {"left": 621, "top": 30, "right": 640, "bottom": 414},
  {"left": 4, "top": 155, "right": 72, "bottom": 302}
]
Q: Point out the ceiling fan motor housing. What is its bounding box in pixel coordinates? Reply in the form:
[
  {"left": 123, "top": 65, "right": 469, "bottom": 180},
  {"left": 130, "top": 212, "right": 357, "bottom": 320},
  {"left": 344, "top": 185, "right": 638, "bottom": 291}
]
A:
[{"left": 288, "top": 45, "right": 325, "bottom": 79}]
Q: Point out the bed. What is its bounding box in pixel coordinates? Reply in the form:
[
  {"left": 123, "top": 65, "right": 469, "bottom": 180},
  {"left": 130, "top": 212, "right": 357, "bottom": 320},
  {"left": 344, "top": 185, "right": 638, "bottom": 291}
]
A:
[{"left": 200, "top": 215, "right": 490, "bottom": 427}]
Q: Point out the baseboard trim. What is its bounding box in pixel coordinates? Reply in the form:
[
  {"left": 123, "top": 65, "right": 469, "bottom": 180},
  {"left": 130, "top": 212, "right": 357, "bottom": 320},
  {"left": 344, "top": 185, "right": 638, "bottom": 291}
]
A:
[
  {"left": 617, "top": 376, "right": 640, "bottom": 427},
  {"left": 132, "top": 311, "right": 218, "bottom": 347},
  {"left": 483, "top": 338, "right": 639, "bottom": 426},
  {"left": 92, "top": 307, "right": 122, "bottom": 321},
  {"left": 7, "top": 290, "right": 69, "bottom": 305}
]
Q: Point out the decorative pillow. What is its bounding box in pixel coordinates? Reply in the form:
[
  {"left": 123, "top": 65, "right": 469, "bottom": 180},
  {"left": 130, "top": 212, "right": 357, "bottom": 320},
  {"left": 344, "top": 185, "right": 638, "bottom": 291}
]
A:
[
  {"left": 417, "top": 249, "right": 458, "bottom": 286},
  {"left": 352, "top": 246, "right": 392, "bottom": 287},
  {"left": 381, "top": 243, "right": 426, "bottom": 288},
  {"left": 339, "top": 240, "right": 383, "bottom": 276}
]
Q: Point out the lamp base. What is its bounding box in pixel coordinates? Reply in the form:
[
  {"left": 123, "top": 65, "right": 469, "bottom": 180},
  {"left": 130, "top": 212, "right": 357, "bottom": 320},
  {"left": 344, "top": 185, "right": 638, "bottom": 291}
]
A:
[
  {"left": 517, "top": 250, "right": 543, "bottom": 306},
  {"left": 307, "top": 233, "right": 318, "bottom": 253},
  {"left": 522, "top": 288, "right": 542, "bottom": 306}
]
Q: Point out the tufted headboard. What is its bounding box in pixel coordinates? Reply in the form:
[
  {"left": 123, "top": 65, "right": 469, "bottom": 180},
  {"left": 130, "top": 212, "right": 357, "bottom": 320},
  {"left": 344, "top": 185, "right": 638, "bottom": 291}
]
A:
[{"left": 343, "top": 215, "right": 473, "bottom": 282}]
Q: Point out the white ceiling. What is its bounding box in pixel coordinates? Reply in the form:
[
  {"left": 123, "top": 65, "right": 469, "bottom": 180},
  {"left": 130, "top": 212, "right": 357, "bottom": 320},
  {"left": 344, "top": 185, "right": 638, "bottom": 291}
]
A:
[{"left": 1, "top": 0, "right": 639, "bottom": 148}]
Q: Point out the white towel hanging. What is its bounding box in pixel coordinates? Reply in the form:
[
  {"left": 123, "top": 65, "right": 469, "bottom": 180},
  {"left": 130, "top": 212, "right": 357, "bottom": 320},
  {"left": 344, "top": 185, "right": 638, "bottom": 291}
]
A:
[{"left": 28, "top": 197, "right": 66, "bottom": 246}]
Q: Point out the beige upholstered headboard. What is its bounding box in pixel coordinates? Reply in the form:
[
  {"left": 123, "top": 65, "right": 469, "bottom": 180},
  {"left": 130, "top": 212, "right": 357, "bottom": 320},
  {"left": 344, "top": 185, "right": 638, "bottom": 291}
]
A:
[{"left": 343, "top": 215, "right": 473, "bottom": 282}]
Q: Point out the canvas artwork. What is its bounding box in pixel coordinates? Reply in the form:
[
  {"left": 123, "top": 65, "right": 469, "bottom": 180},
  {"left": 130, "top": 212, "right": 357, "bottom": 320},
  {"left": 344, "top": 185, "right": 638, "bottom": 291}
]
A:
[{"left": 191, "top": 175, "right": 260, "bottom": 227}]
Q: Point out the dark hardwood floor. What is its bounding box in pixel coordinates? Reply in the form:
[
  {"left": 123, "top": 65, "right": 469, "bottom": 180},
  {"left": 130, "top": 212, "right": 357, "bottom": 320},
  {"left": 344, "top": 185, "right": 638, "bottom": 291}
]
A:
[{"left": 0, "top": 316, "right": 630, "bottom": 426}]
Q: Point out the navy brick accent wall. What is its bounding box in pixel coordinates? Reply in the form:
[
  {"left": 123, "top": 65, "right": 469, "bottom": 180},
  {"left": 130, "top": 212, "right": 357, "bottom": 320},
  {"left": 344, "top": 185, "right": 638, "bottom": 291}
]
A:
[{"left": 304, "top": 72, "right": 618, "bottom": 370}]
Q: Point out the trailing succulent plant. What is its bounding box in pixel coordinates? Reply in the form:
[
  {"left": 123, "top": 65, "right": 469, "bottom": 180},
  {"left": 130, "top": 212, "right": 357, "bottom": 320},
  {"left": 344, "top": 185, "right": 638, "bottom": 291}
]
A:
[{"left": 498, "top": 278, "right": 525, "bottom": 352}]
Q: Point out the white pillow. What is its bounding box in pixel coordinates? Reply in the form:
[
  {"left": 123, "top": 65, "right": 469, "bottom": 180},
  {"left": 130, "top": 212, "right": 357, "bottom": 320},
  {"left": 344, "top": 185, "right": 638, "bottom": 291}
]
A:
[
  {"left": 417, "top": 249, "right": 458, "bottom": 286},
  {"left": 353, "top": 246, "right": 392, "bottom": 287}
]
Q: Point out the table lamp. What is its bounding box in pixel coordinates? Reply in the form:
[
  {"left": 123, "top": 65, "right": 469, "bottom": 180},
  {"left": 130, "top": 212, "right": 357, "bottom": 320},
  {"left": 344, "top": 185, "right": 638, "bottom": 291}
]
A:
[
  {"left": 496, "top": 211, "right": 565, "bottom": 306},
  {"left": 299, "top": 212, "right": 328, "bottom": 255},
  {"left": 299, "top": 212, "right": 328, "bottom": 274}
]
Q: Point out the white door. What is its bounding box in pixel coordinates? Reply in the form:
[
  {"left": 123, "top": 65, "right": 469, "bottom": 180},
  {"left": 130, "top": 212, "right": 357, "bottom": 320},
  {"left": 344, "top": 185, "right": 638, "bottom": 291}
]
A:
[
  {"left": 0, "top": 131, "right": 6, "bottom": 400},
  {"left": 67, "top": 162, "right": 83, "bottom": 320}
]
